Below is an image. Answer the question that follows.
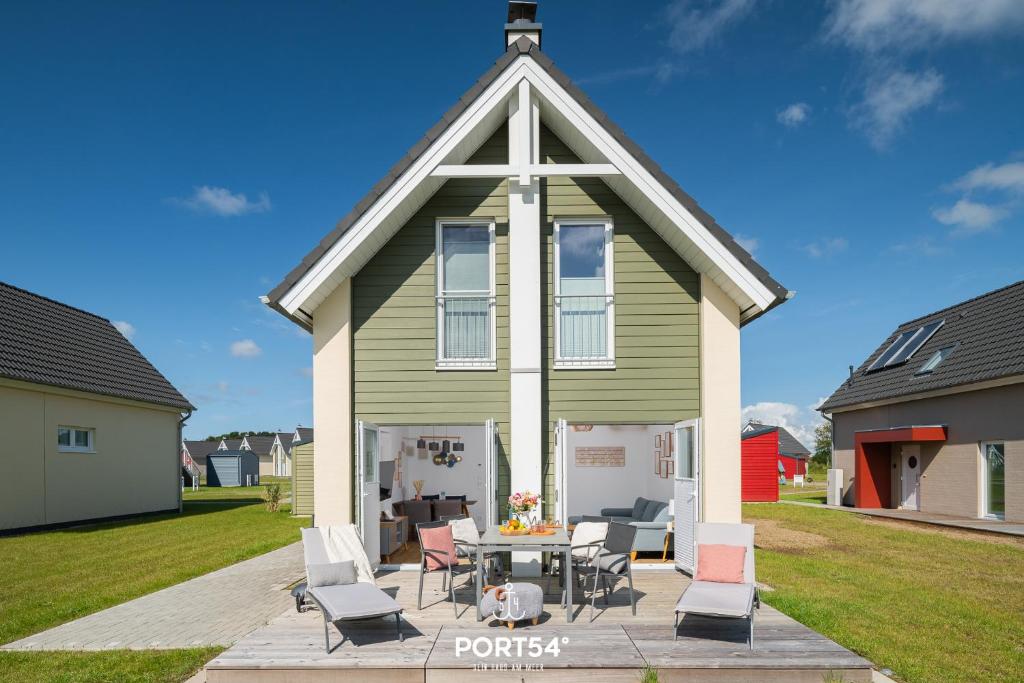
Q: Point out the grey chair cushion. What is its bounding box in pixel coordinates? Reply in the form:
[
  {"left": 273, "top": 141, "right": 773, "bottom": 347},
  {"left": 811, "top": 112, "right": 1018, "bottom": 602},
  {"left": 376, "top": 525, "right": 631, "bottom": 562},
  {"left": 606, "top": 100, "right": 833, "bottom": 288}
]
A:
[
  {"left": 309, "top": 582, "right": 402, "bottom": 621},
  {"left": 675, "top": 580, "right": 754, "bottom": 618},
  {"left": 594, "top": 550, "right": 629, "bottom": 574},
  {"left": 641, "top": 500, "right": 666, "bottom": 522},
  {"left": 308, "top": 560, "right": 356, "bottom": 588},
  {"left": 631, "top": 497, "right": 648, "bottom": 520},
  {"left": 651, "top": 504, "right": 672, "bottom": 524}
]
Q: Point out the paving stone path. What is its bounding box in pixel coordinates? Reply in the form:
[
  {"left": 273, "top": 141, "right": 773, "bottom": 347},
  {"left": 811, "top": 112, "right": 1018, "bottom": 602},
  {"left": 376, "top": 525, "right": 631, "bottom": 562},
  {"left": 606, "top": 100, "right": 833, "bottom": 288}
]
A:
[{"left": 2, "top": 542, "right": 303, "bottom": 651}]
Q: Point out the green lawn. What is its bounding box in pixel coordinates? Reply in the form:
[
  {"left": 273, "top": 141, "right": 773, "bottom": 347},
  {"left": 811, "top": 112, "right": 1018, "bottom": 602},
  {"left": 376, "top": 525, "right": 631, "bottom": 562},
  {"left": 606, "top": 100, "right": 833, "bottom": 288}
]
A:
[
  {"left": 744, "top": 503, "right": 1024, "bottom": 683},
  {"left": 0, "top": 499, "right": 308, "bottom": 681},
  {"left": 780, "top": 489, "right": 827, "bottom": 504},
  {"left": 183, "top": 476, "right": 292, "bottom": 502}
]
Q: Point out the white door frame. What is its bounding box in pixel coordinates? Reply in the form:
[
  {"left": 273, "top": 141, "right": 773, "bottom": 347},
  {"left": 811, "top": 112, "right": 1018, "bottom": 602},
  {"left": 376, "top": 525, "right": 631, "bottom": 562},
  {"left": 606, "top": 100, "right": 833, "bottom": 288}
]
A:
[
  {"left": 484, "top": 418, "right": 498, "bottom": 525},
  {"left": 356, "top": 420, "right": 381, "bottom": 568},
  {"left": 673, "top": 417, "right": 700, "bottom": 574},
  {"left": 899, "top": 444, "right": 921, "bottom": 511},
  {"left": 553, "top": 419, "right": 569, "bottom": 525}
]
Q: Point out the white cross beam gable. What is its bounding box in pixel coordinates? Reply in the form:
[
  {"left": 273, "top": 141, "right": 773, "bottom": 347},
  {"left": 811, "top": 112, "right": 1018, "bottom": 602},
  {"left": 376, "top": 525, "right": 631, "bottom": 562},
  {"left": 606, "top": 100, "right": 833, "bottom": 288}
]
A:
[{"left": 280, "top": 58, "right": 775, "bottom": 318}]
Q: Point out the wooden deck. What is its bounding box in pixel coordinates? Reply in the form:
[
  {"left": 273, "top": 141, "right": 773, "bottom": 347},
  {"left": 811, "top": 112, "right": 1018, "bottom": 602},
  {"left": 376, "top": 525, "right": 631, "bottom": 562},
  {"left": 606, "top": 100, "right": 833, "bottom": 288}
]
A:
[{"left": 206, "top": 568, "right": 872, "bottom": 682}]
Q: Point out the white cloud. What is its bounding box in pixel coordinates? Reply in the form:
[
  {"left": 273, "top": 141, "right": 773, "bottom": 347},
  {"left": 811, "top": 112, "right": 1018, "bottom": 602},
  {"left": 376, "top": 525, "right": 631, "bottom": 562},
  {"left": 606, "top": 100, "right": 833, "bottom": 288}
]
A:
[
  {"left": 665, "top": 0, "right": 756, "bottom": 54},
  {"left": 933, "top": 199, "right": 1008, "bottom": 235},
  {"left": 802, "top": 237, "right": 849, "bottom": 258},
  {"left": 776, "top": 103, "right": 811, "bottom": 128},
  {"left": 112, "top": 320, "right": 136, "bottom": 340},
  {"left": 951, "top": 161, "right": 1024, "bottom": 194},
  {"left": 741, "top": 401, "right": 822, "bottom": 449},
  {"left": 826, "top": 0, "right": 1024, "bottom": 52},
  {"left": 734, "top": 234, "right": 759, "bottom": 254},
  {"left": 173, "top": 186, "right": 271, "bottom": 217},
  {"left": 230, "top": 339, "right": 262, "bottom": 358},
  {"left": 853, "top": 69, "right": 943, "bottom": 149}
]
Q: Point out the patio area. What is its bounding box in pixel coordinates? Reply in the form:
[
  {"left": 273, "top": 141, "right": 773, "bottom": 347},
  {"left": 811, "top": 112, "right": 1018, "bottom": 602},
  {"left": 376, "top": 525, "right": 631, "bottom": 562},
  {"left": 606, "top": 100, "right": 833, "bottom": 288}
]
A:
[{"left": 205, "top": 567, "right": 872, "bottom": 682}]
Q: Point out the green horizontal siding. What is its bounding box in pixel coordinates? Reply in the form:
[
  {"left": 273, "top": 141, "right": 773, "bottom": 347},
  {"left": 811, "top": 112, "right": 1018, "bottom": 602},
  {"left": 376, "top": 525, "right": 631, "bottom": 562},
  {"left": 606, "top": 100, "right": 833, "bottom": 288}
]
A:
[
  {"left": 353, "top": 124, "right": 512, "bottom": 503},
  {"left": 291, "top": 442, "right": 314, "bottom": 516},
  {"left": 539, "top": 124, "right": 701, "bottom": 507}
]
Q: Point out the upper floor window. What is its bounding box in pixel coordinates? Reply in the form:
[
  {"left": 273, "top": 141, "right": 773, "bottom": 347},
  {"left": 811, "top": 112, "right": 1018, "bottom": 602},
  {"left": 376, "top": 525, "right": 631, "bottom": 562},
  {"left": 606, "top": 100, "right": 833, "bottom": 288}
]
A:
[
  {"left": 58, "top": 426, "right": 95, "bottom": 453},
  {"left": 436, "top": 219, "right": 496, "bottom": 369},
  {"left": 554, "top": 218, "right": 614, "bottom": 368}
]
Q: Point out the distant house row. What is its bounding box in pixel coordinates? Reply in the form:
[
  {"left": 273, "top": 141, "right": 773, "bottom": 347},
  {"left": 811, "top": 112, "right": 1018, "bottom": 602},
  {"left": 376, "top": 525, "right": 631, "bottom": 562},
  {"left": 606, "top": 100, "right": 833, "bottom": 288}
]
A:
[{"left": 182, "top": 427, "right": 313, "bottom": 479}]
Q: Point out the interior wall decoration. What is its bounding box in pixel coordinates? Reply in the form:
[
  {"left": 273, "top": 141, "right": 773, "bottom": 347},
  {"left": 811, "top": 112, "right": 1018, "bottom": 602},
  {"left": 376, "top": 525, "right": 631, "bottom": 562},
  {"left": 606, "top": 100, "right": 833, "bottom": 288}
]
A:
[
  {"left": 654, "top": 430, "right": 674, "bottom": 478},
  {"left": 575, "top": 446, "right": 625, "bottom": 467}
]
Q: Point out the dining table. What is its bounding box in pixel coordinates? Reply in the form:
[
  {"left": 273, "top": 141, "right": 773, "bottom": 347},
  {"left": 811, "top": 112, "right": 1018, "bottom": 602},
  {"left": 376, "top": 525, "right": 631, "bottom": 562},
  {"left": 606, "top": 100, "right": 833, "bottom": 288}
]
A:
[{"left": 474, "top": 526, "right": 574, "bottom": 623}]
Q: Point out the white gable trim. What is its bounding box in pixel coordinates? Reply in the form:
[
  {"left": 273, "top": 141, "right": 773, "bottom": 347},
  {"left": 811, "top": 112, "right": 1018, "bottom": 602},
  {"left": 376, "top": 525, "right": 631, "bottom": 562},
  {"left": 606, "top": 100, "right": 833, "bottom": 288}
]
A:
[{"left": 277, "top": 55, "right": 777, "bottom": 318}]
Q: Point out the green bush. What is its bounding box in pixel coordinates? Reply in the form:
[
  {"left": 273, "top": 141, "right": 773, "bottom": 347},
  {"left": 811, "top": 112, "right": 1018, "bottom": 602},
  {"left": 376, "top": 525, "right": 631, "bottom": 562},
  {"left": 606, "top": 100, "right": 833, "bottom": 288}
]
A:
[{"left": 262, "top": 483, "right": 282, "bottom": 512}]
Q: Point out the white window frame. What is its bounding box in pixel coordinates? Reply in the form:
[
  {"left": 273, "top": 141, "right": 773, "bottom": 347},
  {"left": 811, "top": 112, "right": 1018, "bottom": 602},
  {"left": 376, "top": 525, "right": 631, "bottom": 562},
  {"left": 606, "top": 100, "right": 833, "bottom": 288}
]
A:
[
  {"left": 435, "top": 218, "right": 497, "bottom": 370},
  {"left": 58, "top": 426, "right": 95, "bottom": 453},
  {"left": 979, "top": 441, "right": 1005, "bottom": 520},
  {"left": 553, "top": 217, "right": 615, "bottom": 369}
]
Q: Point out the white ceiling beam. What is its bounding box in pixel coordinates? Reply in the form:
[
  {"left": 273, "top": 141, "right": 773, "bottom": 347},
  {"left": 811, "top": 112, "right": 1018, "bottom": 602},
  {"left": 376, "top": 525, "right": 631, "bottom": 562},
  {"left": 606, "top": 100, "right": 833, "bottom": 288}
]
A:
[{"left": 431, "top": 163, "right": 620, "bottom": 178}]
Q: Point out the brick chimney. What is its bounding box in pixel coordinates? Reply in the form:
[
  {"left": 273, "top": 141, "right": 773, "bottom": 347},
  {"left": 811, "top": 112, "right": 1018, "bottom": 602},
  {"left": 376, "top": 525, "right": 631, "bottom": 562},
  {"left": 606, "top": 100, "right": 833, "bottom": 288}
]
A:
[{"left": 505, "top": 1, "right": 542, "bottom": 49}]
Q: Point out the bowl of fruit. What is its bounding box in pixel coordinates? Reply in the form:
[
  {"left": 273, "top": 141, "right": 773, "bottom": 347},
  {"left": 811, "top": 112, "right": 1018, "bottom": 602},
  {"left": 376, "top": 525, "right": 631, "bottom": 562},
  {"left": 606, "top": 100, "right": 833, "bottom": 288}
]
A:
[{"left": 498, "top": 519, "right": 530, "bottom": 536}]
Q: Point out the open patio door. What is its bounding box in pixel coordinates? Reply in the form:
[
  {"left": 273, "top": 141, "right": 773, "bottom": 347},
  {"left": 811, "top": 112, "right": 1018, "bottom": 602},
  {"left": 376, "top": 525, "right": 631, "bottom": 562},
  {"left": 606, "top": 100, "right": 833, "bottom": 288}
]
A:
[
  {"left": 355, "top": 420, "right": 381, "bottom": 570},
  {"left": 553, "top": 419, "right": 569, "bottom": 524},
  {"left": 484, "top": 418, "right": 498, "bottom": 525},
  {"left": 673, "top": 418, "right": 700, "bottom": 574}
]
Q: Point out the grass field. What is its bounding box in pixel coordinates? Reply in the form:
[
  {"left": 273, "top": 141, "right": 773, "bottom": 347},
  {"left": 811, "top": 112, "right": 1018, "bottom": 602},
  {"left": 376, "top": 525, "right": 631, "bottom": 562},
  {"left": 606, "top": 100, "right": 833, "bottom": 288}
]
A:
[
  {"left": 183, "top": 476, "right": 292, "bottom": 502},
  {"left": 744, "top": 503, "right": 1024, "bottom": 683},
  {"left": 0, "top": 499, "right": 307, "bottom": 682}
]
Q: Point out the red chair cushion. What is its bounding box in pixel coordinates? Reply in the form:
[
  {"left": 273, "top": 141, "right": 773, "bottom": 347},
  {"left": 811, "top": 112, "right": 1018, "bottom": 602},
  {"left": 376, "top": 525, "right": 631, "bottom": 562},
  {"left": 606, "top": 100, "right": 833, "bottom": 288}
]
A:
[
  {"left": 420, "top": 525, "right": 457, "bottom": 571},
  {"left": 695, "top": 544, "right": 746, "bottom": 584}
]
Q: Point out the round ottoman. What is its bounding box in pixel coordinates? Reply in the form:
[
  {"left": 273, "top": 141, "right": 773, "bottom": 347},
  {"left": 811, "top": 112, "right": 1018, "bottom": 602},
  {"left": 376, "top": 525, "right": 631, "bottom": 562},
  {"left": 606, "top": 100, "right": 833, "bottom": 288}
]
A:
[{"left": 481, "top": 583, "right": 544, "bottom": 629}]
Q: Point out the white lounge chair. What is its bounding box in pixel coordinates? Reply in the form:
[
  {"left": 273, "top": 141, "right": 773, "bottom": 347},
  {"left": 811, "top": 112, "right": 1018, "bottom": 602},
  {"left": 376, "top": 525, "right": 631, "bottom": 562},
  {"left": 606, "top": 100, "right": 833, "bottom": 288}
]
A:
[
  {"left": 673, "top": 523, "right": 759, "bottom": 649},
  {"left": 300, "top": 526, "right": 404, "bottom": 652}
]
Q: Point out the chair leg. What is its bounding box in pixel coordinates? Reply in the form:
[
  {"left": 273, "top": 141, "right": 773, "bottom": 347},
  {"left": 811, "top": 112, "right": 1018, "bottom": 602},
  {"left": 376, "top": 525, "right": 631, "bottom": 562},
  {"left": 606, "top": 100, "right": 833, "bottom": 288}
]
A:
[
  {"left": 396, "top": 612, "right": 404, "bottom": 642},
  {"left": 590, "top": 569, "right": 601, "bottom": 622},
  {"left": 417, "top": 568, "right": 425, "bottom": 610},
  {"left": 449, "top": 568, "right": 458, "bottom": 618},
  {"left": 323, "top": 614, "right": 331, "bottom": 654},
  {"left": 749, "top": 613, "right": 754, "bottom": 650},
  {"left": 627, "top": 567, "right": 636, "bottom": 616},
  {"left": 673, "top": 612, "right": 679, "bottom": 642}
]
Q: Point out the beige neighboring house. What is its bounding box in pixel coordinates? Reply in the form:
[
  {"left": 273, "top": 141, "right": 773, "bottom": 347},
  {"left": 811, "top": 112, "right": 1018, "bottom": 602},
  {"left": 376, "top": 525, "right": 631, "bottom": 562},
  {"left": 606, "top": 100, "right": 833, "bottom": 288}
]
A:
[
  {"left": 271, "top": 429, "right": 311, "bottom": 477},
  {"left": 821, "top": 281, "right": 1023, "bottom": 523},
  {"left": 0, "top": 281, "right": 193, "bottom": 532},
  {"left": 262, "top": 8, "right": 790, "bottom": 572}
]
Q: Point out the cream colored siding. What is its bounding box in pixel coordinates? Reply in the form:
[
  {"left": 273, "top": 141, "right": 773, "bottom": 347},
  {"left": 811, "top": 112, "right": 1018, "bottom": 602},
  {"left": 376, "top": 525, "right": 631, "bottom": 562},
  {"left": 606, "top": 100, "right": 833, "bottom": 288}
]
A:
[
  {"left": 1, "top": 381, "right": 180, "bottom": 531},
  {"left": 832, "top": 382, "right": 1024, "bottom": 521},
  {"left": 540, "top": 125, "right": 701, "bottom": 507},
  {"left": 352, "top": 125, "right": 512, "bottom": 502}
]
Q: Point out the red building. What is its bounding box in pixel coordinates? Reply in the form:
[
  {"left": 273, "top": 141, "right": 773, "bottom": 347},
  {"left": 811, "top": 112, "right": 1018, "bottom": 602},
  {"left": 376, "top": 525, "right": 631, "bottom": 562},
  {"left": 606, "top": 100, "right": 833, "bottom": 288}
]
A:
[{"left": 740, "top": 421, "right": 812, "bottom": 502}]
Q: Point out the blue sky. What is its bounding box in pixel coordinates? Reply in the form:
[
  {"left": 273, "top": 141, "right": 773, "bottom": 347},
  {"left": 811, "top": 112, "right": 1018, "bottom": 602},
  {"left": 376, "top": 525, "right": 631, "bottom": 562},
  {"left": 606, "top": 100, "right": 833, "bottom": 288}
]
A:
[{"left": 2, "top": 1, "right": 1022, "bottom": 443}]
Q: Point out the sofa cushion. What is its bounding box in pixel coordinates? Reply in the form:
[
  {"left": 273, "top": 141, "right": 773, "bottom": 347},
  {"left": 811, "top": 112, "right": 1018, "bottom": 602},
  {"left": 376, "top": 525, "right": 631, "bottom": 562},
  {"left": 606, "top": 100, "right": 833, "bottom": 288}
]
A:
[
  {"left": 675, "top": 580, "right": 754, "bottom": 618},
  {"left": 631, "top": 497, "right": 648, "bottom": 520},
  {"left": 641, "top": 499, "right": 666, "bottom": 522},
  {"left": 307, "top": 560, "right": 356, "bottom": 588},
  {"left": 651, "top": 503, "right": 672, "bottom": 524},
  {"left": 448, "top": 517, "right": 480, "bottom": 547}
]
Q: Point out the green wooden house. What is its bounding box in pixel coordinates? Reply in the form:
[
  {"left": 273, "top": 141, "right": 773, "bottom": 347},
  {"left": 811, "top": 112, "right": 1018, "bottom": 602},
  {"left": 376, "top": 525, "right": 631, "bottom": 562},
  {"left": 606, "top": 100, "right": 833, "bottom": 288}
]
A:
[{"left": 265, "top": 2, "right": 790, "bottom": 574}]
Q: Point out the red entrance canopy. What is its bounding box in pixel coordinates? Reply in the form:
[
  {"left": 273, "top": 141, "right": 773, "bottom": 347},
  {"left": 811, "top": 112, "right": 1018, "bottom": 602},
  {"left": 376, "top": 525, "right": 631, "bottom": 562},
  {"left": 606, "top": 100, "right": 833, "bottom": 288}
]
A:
[{"left": 853, "top": 426, "right": 947, "bottom": 508}]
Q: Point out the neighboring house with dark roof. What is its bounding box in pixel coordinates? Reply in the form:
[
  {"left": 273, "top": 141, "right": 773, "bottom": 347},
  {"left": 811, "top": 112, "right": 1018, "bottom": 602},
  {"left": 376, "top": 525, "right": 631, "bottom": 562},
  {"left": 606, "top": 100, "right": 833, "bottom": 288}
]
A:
[
  {"left": 270, "top": 432, "right": 294, "bottom": 477},
  {"left": 181, "top": 439, "right": 221, "bottom": 477},
  {"left": 740, "top": 421, "right": 812, "bottom": 502},
  {"left": 820, "top": 280, "right": 1023, "bottom": 523},
  {"left": 294, "top": 427, "right": 313, "bottom": 444},
  {"left": 261, "top": 3, "right": 790, "bottom": 572},
  {"left": 239, "top": 434, "right": 276, "bottom": 477},
  {"left": 218, "top": 438, "right": 242, "bottom": 451},
  {"left": 0, "top": 281, "right": 193, "bottom": 531}
]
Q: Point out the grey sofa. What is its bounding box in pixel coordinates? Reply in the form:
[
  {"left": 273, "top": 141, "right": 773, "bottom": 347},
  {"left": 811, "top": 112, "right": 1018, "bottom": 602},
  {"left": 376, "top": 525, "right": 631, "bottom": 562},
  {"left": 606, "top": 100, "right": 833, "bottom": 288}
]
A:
[{"left": 570, "top": 497, "right": 671, "bottom": 553}]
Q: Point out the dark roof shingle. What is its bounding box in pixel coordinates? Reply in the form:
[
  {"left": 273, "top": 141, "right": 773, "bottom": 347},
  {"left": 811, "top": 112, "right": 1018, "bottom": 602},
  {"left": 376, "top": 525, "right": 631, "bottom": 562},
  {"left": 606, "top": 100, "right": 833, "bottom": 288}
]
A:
[
  {"left": 266, "top": 38, "right": 788, "bottom": 326},
  {"left": 821, "top": 280, "right": 1024, "bottom": 411},
  {"left": 0, "top": 282, "right": 192, "bottom": 410},
  {"left": 742, "top": 422, "right": 811, "bottom": 457}
]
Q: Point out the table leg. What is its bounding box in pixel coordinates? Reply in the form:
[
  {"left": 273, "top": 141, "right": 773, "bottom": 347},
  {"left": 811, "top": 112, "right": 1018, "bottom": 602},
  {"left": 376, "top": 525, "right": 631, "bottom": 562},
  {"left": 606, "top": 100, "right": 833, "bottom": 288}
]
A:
[
  {"left": 662, "top": 533, "right": 670, "bottom": 562},
  {"left": 476, "top": 544, "right": 484, "bottom": 622},
  {"left": 564, "top": 547, "right": 573, "bottom": 623}
]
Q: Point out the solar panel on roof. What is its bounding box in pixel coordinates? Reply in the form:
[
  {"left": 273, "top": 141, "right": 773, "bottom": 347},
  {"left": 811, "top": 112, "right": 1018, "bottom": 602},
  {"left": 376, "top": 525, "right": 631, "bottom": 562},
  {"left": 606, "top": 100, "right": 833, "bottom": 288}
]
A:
[
  {"left": 865, "top": 329, "right": 917, "bottom": 372},
  {"left": 885, "top": 319, "right": 944, "bottom": 367}
]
